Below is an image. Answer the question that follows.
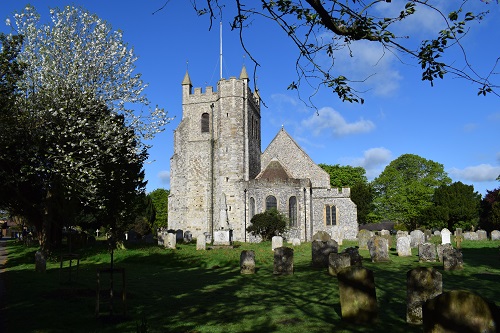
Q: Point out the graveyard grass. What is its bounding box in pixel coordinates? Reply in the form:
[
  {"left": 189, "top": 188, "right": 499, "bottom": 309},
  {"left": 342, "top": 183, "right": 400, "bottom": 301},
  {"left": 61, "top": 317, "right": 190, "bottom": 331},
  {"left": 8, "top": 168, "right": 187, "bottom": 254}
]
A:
[{"left": 2, "top": 236, "right": 500, "bottom": 333}]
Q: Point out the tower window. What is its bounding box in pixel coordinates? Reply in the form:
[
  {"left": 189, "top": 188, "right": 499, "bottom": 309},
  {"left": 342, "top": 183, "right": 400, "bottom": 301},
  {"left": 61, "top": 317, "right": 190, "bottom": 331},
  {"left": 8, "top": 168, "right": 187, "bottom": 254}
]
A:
[
  {"left": 201, "top": 113, "right": 209, "bottom": 133},
  {"left": 266, "top": 195, "right": 277, "bottom": 211}
]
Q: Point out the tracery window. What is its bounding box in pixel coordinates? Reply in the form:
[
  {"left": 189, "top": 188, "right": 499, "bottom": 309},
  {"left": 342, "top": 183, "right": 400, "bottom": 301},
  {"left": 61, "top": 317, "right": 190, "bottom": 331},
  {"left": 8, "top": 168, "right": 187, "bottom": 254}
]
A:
[
  {"left": 289, "top": 196, "right": 297, "bottom": 227},
  {"left": 266, "top": 195, "right": 277, "bottom": 211},
  {"left": 325, "top": 204, "right": 337, "bottom": 226}
]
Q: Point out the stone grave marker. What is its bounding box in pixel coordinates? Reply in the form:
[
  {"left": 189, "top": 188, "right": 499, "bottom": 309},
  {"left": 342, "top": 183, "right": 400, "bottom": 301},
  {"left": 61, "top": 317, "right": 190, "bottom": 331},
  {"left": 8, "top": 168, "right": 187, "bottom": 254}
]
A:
[
  {"left": 406, "top": 267, "right": 442, "bottom": 325},
  {"left": 441, "top": 228, "right": 451, "bottom": 244},
  {"left": 35, "top": 251, "right": 46, "bottom": 273},
  {"left": 397, "top": 236, "right": 412, "bottom": 257},
  {"left": 367, "top": 236, "right": 390, "bottom": 262},
  {"left": 423, "top": 290, "right": 499, "bottom": 333},
  {"left": 312, "top": 239, "right": 338, "bottom": 268},
  {"left": 157, "top": 230, "right": 167, "bottom": 247},
  {"left": 312, "top": 231, "right": 331, "bottom": 242},
  {"left": 410, "top": 230, "right": 425, "bottom": 248},
  {"left": 240, "top": 250, "right": 256, "bottom": 274},
  {"left": 418, "top": 243, "right": 436, "bottom": 262},
  {"left": 436, "top": 243, "right": 453, "bottom": 262},
  {"left": 166, "top": 233, "right": 176, "bottom": 249},
  {"left": 328, "top": 252, "right": 351, "bottom": 276},
  {"left": 183, "top": 230, "right": 193, "bottom": 243},
  {"left": 272, "top": 236, "right": 283, "bottom": 251},
  {"left": 357, "top": 229, "right": 371, "bottom": 250},
  {"left": 433, "top": 230, "right": 441, "bottom": 236},
  {"left": 380, "top": 229, "right": 390, "bottom": 236},
  {"left": 196, "top": 234, "right": 206, "bottom": 250},
  {"left": 273, "top": 247, "right": 294, "bottom": 275},
  {"left": 491, "top": 230, "right": 500, "bottom": 241},
  {"left": 477, "top": 230, "right": 488, "bottom": 240},
  {"left": 291, "top": 238, "right": 301, "bottom": 246},
  {"left": 455, "top": 228, "right": 462, "bottom": 237},
  {"left": 338, "top": 266, "right": 378, "bottom": 323},
  {"left": 424, "top": 229, "right": 432, "bottom": 242},
  {"left": 213, "top": 230, "right": 232, "bottom": 246},
  {"left": 342, "top": 247, "right": 363, "bottom": 266},
  {"left": 443, "top": 248, "right": 463, "bottom": 271},
  {"left": 464, "top": 231, "right": 478, "bottom": 240},
  {"left": 175, "top": 229, "right": 184, "bottom": 243},
  {"left": 331, "top": 225, "right": 343, "bottom": 246},
  {"left": 396, "top": 230, "right": 409, "bottom": 239}
]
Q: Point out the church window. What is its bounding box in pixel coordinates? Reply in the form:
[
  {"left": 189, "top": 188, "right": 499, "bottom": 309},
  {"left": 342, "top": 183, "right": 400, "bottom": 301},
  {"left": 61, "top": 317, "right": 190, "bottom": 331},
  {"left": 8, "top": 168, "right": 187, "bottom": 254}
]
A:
[
  {"left": 201, "top": 113, "right": 209, "bottom": 133},
  {"left": 266, "top": 195, "right": 277, "bottom": 211},
  {"left": 289, "top": 196, "right": 297, "bottom": 227},
  {"left": 325, "top": 205, "right": 337, "bottom": 226},
  {"left": 249, "top": 197, "right": 255, "bottom": 220}
]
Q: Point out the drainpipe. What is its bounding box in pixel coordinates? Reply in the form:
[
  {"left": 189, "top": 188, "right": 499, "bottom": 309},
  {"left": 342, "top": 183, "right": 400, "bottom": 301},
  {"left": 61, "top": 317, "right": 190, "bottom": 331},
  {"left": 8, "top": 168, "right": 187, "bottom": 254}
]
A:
[
  {"left": 244, "top": 188, "right": 247, "bottom": 242},
  {"left": 303, "top": 187, "right": 307, "bottom": 242}
]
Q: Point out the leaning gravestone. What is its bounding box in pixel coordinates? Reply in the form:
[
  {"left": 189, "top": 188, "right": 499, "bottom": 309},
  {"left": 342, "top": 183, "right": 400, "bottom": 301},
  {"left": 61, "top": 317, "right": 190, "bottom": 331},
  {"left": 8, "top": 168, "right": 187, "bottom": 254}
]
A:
[
  {"left": 477, "top": 230, "right": 488, "bottom": 240},
  {"left": 418, "top": 243, "right": 436, "bottom": 262},
  {"left": 410, "top": 230, "right": 425, "bottom": 248},
  {"left": 328, "top": 252, "right": 351, "bottom": 276},
  {"left": 312, "top": 230, "right": 331, "bottom": 242},
  {"left": 436, "top": 243, "right": 453, "bottom": 262},
  {"left": 367, "top": 236, "right": 390, "bottom": 262},
  {"left": 342, "top": 247, "right": 363, "bottom": 266},
  {"left": 166, "top": 233, "right": 176, "bottom": 249},
  {"left": 240, "top": 250, "right": 256, "bottom": 274},
  {"left": 338, "top": 266, "right": 378, "bottom": 323},
  {"left": 406, "top": 267, "right": 442, "bottom": 325},
  {"left": 423, "top": 290, "right": 499, "bottom": 333},
  {"left": 312, "top": 239, "right": 338, "bottom": 268},
  {"left": 272, "top": 236, "right": 283, "bottom": 251},
  {"left": 397, "top": 236, "right": 412, "bottom": 257},
  {"left": 443, "top": 248, "right": 463, "bottom": 271},
  {"left": 440, "top": 228, "right": 451, "bottom": 244},
  {"left": 491, "top": 230, "right": 500, "bottom": 241},
  {"left": 357, "top": 229, "right": 372, "bottom": 250},
  {"left": 273, "top": 247, "right": 294, "bottom": 275},
  {"left": 196, "top": 234, "right": 206, "bottom": 250}
]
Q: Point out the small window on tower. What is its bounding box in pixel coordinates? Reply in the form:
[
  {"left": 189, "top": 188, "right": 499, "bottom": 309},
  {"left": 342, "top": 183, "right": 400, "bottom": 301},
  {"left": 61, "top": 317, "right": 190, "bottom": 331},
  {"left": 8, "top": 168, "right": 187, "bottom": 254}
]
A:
[{"left": 201, "top": 113, "right": 210, "bottom": 133}]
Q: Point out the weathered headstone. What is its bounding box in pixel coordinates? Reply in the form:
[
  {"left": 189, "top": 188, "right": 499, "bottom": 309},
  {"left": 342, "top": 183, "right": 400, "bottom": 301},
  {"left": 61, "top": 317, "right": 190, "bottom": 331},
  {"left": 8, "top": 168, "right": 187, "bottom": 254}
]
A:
[
  {"left": 397, "top": 236, "right": 412, "bottom": 257},
  {"left": 357, "top": 229, "right": 371, "bottom": 250},
  {"left": 406, "top": 267, "right": 442, "bottom": 325},
  {"left": 367, "top": 236, "right": 390, "bottom": 262},
  {"left": 213, "top": 230, "right": 232, "bottom": 246},
  {"left": 196, "top": 234, "right": 206, "bottom": 250},
  {"left": 433, "top": 230, "right": 441, "bottom": 237},
  {"left": 175, "top": 229, "right": 184, "bottom": 243},
  {"left": 455, "top": 228, "right": 462, "bottom": 237},
  {"left": 240, "top": 250, "right": 256, "bottom": 274},
  {"left": 410, "top": 230, "right": 425, "bottom": 248},
  {"left": 455, "top": 235, "right": 463, "bottom": 249},
  {"left": 312, "top": 239, "right": 338, "bottom": 268},
  {"left": 423, "top": 290, "right": 499, "bottom": 333},
  {"left": 443, "top": 248, "right": 463, "bottom": 271},
  {"left": 183, "top": 230, "right": 193, "bottom": 243},
  {"left": 342, "top": 247, "right": 363, "bottom": 266},
  {"left": 312, "top": 231, "right": 331, "bottom": 242},
  {"left": 440, "top": 228, "right": 451, "bottom": 245},
  {"left": 166, "top": 233, "right": 176, "bottom": 249},
  {"left": 436, "top": 243, "right": 453, "bottom": 262},
  {"left": 396, "top": 230, "right": 409, "bottom": 239},
  {"left": 477, "top": 229, "right": 488, "bottom": 240},
  {"left": 463, "top": 231, "right": 478, "bottom": 240},
  {"left": 424, "top": 229, "right": 432, "bottom": 242},
  {"left": 338, "top": 266, "right": 378, "bottom": 323},
  {"left": 157, "top": 230, "right": 167, "bottom": 247},
  {"left": 273, "top": 247, "right": 294, "bottom": 275},
  {"left": 491, "top": 230, "right": 500, "bottom": 241},
  {"left": 328, "top": 252, "right": 351, "bottom": 276},
  {"left": 380, "top": 229, "right": 390, "bottom": 236},
  {"left": 35, "top": 251, "right": 46, "bottom": 273},
  {"left": 203, "top": 232, "right": 212, "bottom": 244},
  {"left": 272, "top": 236, "right": 283, "bottom": 251},
  {"left": 291, "top": 238, "right": 301, "bottom": 246},
  {"left": 381, "top": 234, "right": 393, "bottom": 250},
  {"left": 331, "top": 225, "right": 343, "bottom": 246},
  {"left": 418, "top": 243, "right": 436, "bottom": 262}
]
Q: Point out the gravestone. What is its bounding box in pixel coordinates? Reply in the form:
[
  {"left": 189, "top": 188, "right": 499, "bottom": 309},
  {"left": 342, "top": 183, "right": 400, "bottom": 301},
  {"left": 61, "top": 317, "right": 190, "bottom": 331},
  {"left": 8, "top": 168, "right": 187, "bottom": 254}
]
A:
[
  {"left": 367, "top": 236, "right": 390, "bottom": 262},
  {"left": 433, "top": 230, "right": 441, "bottom": 236},
  {"left": 423, "top": 290, "right": 499, "bottom": 333},
  {"left": 464, "top": 231, "right": 478, "bottom": 240},
  {"left": 381, "top": 234, "right": 392, "bottom": 250},
  {"left": 410, "top": 230, "right": 425, "bottom": 248},
  {"left": 213, "top": 230, "right": 232, "bottom": 246},
  {"left": 443, "top": 248, "right": 463, "bottom": 271},
  {"left": 380, "top": 229, "right": 390, "bottom": 236},
  {"left": 35, "top": 251, "right": 46, "bottom": 273},
  {"left": 203, "top": 232, "right": 212, "bottom": 244},
  {"left": 418, "top": 243, "right": 436, "bottom": 262},
  {"left": 396, "top": 230, "right": 409, "bottom": 239},
  {"left": 240, "top": 250, "right": 256, "bottom": 274},
  {"left": 331, "top": 225, "right": 343, "bottom": 246},
  {"left": 424, "top": 230, "right": 432, "bottom": 242},
  {"left": 491, "top": 230, "right": 500, "bottom": 241},
  {"left": 406, "top": 267, "right": 442, "bottom": 324},
  {"left": 196, "top": 234, "right": 206, "bottom": 250},
  {"left": 273, "top": 247, "right": 294, "bottom": 275},
  {"left": 338, "top": 266, "right": 378, "bottom": 323},
  {"left": 157, "top": 230, "right": 167, "bottom": 247},
  {"left": 357, "top": 229, "right": 372, "bottom": 250},
  {"left": 397, "top": 236, "right": 412, "bottom": 257},
  {"left": 272, "top": 236, "right": 283, "bottom": 251},
  {"left": 328, "top": 252, "right": 351, "bottom": 276},
  {"left": 342, "top": 247, "right": 363, "bottom": 266},
  {"left": 312, "top": 231, "right": 331, "bottom": 242},
  {"left": 436, "top": 243, "right": 453, "bottom": 262},
  {"left": 455, "top": 228, "right": 462, "bottom": 237},
  {"left": 291, "top": 238, "right": 301, "bottom": 246},
  {"left": 175, "top": 229, "right": 184, "bottom": 243},
  {"left": 477, "top": 230, "right": 488, "bottom": 240},
  {"left": 166, "top": 233, "right": 176, "bottom": 249},
  {"left": 183, "top": 231, "right": 193, "bottom": 243},
  {"left": 312, "top": 239, "right": 338, "bottom": 268},
  {"left": 440, "top": 228, "right": 451, "bottom": 245}
]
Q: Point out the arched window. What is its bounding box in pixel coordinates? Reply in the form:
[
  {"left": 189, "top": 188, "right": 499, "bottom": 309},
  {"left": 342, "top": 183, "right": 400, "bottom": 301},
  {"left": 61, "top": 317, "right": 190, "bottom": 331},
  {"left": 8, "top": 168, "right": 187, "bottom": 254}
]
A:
[
  {"left": 289, "top": 196, "right": 297, "bottom": 227},
  {"left": 325, "top": 204, "right": 337, "bottom": 226},
  {"left": 249, "top": 197, "right": 255, "bottom": 220},
  {"left": 266, "top": 195, "right": 277, "bottom": 211},
  {"left": 201, "top": 113, "right": 210, "bottom": 133}
]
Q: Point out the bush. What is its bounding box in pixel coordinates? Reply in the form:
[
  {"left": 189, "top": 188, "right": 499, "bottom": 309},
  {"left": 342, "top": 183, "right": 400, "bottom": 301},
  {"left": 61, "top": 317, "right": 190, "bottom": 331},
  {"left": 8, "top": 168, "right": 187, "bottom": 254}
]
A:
[{"left": 246, "top": 208, "right": 288, "bottom": 241}]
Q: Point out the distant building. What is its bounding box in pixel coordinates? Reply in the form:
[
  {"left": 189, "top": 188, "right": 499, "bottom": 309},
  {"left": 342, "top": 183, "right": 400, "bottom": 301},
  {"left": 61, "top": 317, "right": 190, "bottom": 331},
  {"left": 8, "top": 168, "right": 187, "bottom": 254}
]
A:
[{"left": 168, "top": 67, "right": 358, "bottom": 242}]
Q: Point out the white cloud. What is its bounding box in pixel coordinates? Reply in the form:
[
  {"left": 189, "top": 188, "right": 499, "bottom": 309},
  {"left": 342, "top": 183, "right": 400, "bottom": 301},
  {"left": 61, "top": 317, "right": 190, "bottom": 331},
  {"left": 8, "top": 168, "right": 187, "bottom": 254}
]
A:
[
  {"left": 158, "top": 170, "right": 170, "bottom": 188},
  {"left": 301, "top": 107, "right": 375, "bottom": 137},
  {"left": 449, "top": 164, "right": 500, "bottom": 182},
  {"left": 347, "top": 147, "right": 392, "bottom": 180}
]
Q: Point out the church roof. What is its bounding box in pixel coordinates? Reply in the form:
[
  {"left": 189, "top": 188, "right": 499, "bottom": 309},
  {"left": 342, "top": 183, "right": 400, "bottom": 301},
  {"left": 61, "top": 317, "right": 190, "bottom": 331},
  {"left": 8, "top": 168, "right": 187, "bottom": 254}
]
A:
[
  {"left": 182, "top": 70, "right": 192, "bottom": 86},
  {"left": 256, "top": 158, "right": 292, "bottom": 181}
]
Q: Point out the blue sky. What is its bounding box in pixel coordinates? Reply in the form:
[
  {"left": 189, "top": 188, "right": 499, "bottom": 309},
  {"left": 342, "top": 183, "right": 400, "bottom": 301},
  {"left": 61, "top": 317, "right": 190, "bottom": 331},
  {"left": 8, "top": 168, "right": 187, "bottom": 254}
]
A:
[{"left": 2, "top": 1, "right": 499, "bottom": 197}]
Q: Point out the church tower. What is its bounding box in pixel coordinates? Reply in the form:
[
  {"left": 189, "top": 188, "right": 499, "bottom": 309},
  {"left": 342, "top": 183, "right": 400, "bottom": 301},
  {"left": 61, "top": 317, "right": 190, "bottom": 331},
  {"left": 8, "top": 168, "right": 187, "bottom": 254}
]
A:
[{"left": 168, "top": 67, "right": 261, "bottom": 240}]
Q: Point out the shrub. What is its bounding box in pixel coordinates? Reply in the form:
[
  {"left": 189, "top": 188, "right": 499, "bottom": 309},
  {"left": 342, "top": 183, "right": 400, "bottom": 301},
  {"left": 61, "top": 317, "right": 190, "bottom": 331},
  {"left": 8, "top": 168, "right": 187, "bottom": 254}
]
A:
[{"left": 246, "top": 208, "right": 288, "bottom": 241}]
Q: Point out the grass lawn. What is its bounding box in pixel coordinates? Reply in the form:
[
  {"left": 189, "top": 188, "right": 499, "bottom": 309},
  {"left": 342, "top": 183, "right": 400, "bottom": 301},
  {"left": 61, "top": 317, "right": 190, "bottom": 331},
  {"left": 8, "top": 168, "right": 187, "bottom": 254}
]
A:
[{"left": 1, "top": 236, "right": 500, "bottom": 333}]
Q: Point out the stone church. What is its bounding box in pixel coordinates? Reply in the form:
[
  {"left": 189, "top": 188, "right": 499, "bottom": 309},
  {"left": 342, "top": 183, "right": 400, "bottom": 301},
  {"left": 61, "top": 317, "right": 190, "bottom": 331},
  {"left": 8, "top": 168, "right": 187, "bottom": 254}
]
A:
[{"left": 168, "top": 66, "right": 358, "bottom": 242}]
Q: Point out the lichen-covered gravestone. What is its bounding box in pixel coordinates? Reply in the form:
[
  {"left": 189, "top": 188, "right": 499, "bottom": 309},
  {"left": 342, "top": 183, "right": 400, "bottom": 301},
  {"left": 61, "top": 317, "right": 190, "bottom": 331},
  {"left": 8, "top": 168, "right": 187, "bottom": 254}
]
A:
[
  {"left": 328, "top": 252, "right": 351, "bottom": 276},
  {"left": 273, "top": 247, "right": 294, "bottom": 275},
  {"left": 410, "top": 230, "right": 425, "bottom": 248},
  {"left": 240, "top": 250, "right": 256, "bottom": 274},
  {"left": 183, "top": 230, "right": 193, "bottom": 243},
  {"left": 167, "top": 233, "right": 176, "bottom": 249},
  {"left": 423, "top": 290, "right": 499, "bottom": 333},
  {"left": 443, "top": 248, "right": 463, "bottom": 271},
  {"left": 436, "top": 243, "right": 453, "bottom": 262},
  {"left": 312, "top": 239, "right": 338, "bottom": 268},
  {"left": 367, "top": 236, "right": 390, "bottom": 262},
  {"left": 357, "top": 229, "right": 372, "bottom": 250},
  {"left": 196, "top": 234, "right": 206, "bottom": 250},
  {"left": 397, "top": 236, "right": 412, "bottom": 257},
  {"left": 406, "top": 267, "right": 442, "bottom": 324},
  {"left": 291, "top": 238, "right": 301, "bottom": 246},
  {"left": 491, "top": 230, "right": 500, "bottom": 241},
  {"left": 477, "top": 230, "right": 488, "bottom": 240},
  {"left": 418, "top": 243, "right": 436, "bottom": 262},
  {"left": 342, "top": 247, "right": 363, "bottom": 266},
  {"left": 338, "top": 266, "right": 378, "bottom": 323}
]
